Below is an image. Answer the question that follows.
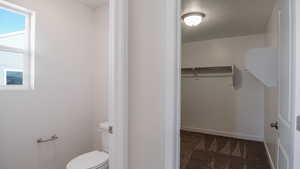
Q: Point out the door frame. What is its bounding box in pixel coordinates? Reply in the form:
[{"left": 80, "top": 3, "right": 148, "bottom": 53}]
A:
[
  {"left": 108, "top": 1, "right": 128, "bottom": 169},
  {"left": 163, "top": 1, "right": 299, "bottom": 169},
  {"left": 108, "top": 0, "right": 300, "bottom": 169},
  {"left": 292, "top": 0, "right": 300, "bottom": 168},
  {"left": 163, "top": 0, "right": 181, "bottom": 169}
]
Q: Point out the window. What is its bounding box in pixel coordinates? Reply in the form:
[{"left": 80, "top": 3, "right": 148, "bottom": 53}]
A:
[{"left": 0, "top": 1, "right": 35, "bottom": 89}]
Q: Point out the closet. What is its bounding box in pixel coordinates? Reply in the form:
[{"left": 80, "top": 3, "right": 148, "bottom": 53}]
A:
[{"left": 180, "top": 1, "right": 278, "bottom": 169}]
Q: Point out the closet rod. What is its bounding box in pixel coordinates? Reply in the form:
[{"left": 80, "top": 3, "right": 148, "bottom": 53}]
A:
[{"left": 182, "top": 74, "right": 233, "bottom": 78}]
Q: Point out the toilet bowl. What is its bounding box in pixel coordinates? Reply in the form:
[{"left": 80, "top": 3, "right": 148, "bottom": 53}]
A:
[{"left": 66, "top": 151, "right": 109, "bottom": 169}]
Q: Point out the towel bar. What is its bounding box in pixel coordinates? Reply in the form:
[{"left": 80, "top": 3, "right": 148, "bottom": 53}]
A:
[{"left": 37, "top": 135, "right": 59, "bottom": 143}]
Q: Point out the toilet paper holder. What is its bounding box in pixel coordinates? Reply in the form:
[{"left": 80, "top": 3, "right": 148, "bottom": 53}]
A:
[{"left": 99, "top": 122, "right": 113, "bottom": 134}]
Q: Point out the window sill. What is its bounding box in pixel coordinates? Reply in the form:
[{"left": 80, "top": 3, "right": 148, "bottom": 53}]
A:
[{"left": 0, "top": 86, "right": 34, "bottom": 91}]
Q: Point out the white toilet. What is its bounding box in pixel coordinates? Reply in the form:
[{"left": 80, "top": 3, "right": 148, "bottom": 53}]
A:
[
  {"left": 66, "top": 122, "right": 110, "bottom": 169},
  {"left": 66, "top": 151, "right": 109, "bottom": 169}
]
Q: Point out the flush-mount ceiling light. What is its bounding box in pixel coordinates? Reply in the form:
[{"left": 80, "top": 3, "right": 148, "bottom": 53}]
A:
[{"left": 182, "top": 12, "right": 206, "bottom": 27}]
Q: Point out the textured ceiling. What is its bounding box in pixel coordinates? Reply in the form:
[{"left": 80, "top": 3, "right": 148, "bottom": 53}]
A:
[
  {"left": 76, "top": 0, "right": 107, "bottom": 8},
  {"left": 182, "top": 0, "right": 275, "bottom": 42}
]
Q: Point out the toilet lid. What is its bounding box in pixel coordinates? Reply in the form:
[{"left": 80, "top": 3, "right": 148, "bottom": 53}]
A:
[{"left": 67, "top": 151, "right": 109, "bottom": 169}]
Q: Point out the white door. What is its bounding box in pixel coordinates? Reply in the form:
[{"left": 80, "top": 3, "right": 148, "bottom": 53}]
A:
[{"left": 277, "top": 0, "right": 293, "bottom": 168}]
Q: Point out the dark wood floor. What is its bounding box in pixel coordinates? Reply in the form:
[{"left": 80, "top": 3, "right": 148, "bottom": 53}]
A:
[{"left": 181, "top": 131, "right": 271, "bottom": 169}]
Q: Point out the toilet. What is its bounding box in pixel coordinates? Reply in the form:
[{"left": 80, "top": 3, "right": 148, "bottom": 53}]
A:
[
  {"left": 67, "top": 122, "right": 110, "bottom": 169},
  {"left": 66, "top": 151, "right": 109, "bottom": 169}
]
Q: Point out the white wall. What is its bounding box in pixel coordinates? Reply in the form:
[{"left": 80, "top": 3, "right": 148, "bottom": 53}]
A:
[
  {"left": 181, "top": 34, "right": 265, "bottom": 141},
  {"left": 264, "top": 1, "right": 279, "bottom": 168},
  {"left": 0, "top": 0, "right": 103, "bottom": 169},
  {"left": 128, "top": 0, "right": 165, "bottom": 169},
  {"left": 92, "top": 3, "right": 109, "bottom": 151}
]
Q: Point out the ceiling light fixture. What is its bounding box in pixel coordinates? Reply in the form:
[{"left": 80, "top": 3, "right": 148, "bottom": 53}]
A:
[{"left": 182, "top": 12, "right": 206, "bottom": 27}]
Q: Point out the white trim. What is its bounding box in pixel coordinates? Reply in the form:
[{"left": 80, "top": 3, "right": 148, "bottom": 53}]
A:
[
  {"left": 292, "top": 1, "right": 300, "bottom": 169},
  {"left": 28, "top": 9, "right": 36, "bottom": 89},
  {"left": 164, "top": 0, "right": 181, "bottom": 169},
  {"left": 181, "top": 126, "right": 264, "bottom": 142},
  {"left": 264, "top": 142, "right": 276, "bottom": 169},
  {"left": 108, "top": 0, "right": 128, "bottom": 169}
]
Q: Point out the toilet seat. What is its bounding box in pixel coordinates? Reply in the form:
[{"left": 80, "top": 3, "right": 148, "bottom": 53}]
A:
[{"left": 67, "top": 151, "right": 109, "bottom": 169}]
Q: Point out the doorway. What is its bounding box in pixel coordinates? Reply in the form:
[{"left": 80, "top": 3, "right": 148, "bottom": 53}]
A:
[{"left": 167, "top": 0, "right": 296, "bottom": 169}]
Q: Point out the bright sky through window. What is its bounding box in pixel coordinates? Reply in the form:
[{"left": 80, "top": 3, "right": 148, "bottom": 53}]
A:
[{"left": 0, "top": 9, "right": 25, "bottom": 35}]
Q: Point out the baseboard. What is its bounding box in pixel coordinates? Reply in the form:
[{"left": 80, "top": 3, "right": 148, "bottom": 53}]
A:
[
  {"left": 181, "top": 126, "right": 264, "bottom": 142},
  {"left": 264, "top": 142, "right": 275, "bottom": 169}
]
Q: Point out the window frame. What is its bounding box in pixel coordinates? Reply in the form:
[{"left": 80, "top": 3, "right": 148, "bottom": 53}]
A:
[{"left": 0, "top": 0, "right": 35, "bottom": 90}]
